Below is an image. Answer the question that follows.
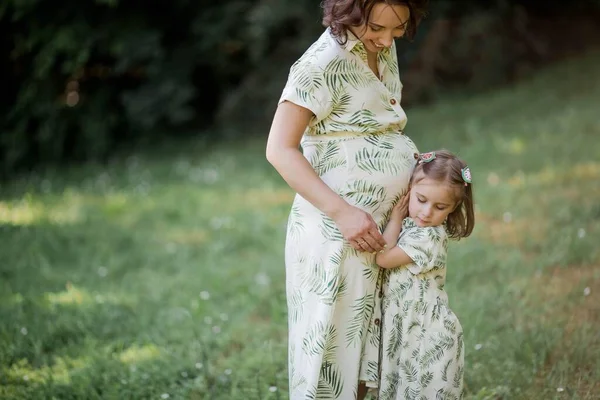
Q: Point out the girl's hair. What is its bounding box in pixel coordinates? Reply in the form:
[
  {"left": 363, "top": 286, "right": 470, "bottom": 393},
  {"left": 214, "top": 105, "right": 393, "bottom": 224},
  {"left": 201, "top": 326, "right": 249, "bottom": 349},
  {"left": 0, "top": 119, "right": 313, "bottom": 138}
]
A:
[
  {"left": 411, "top": 149, "right": 475, "bottom": 239},
  {"left": 321, "top": 0, "right": 429, "bottom": 45}
]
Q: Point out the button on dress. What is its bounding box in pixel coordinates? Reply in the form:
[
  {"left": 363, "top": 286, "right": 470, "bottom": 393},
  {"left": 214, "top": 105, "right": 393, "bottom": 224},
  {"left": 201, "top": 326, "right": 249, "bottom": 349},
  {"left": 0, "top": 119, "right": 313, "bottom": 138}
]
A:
[{"left": 279, "top": 28, "right": 419, "bottom": 399}]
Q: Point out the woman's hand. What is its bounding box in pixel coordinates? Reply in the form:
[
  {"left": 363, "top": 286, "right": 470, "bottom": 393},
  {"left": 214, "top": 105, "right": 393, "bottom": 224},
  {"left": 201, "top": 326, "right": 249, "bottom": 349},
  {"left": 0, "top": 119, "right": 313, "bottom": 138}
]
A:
[
  {"left": 390, "top": 194, "right": 410, "bottom": 222},
  {"left": 330, "top": 205, "right": 387, "bottom": 253}
]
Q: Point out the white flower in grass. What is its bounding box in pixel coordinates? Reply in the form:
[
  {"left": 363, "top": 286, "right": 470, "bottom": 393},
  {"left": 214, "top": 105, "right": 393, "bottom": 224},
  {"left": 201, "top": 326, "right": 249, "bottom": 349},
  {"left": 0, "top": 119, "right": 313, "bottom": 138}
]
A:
[
  {"left": 577, "top": 228, "right": 586, "bottom": 239},
  {"left": 224, "top": 369, "right": 232, "bottom": 375},
  {"left": 161, "top": 394, "right": 170, "bottom": 399},
  {"left": 219, "top": 313, "right": 229, "bottom": 321},
  {"left": 556, "top": 387, "right": 565, "bottom": 392},
  {"left": 181, "top": 371, "right": 188, "bottom": 378},
  {"left": 23, "top": 375, "right": 29, "bottom": 381},
  {"left": 210, "top": 217, "right": 232, "bottom": 230},
  {"left": 583, "top": 287, "right": 591, "bottom": 296},
  {"left": 189, "top": 168, "right": 204, "bottom": 183},
  {"left": 200, "top": 291, "right": 210, "bottom": 300},
  {"left": 204, "top": 317, "right": 213, "bottom": 325},
  {"left": 97, "top": 267, "right": 108, "bottom": 277},
  {"left": 127, "top": 156, "right": 139, "bottom": 170},
  {"left": 269, "top": 386, "right": 278, "bottom": 393},
  {"left": 255, "top": 272, "right": 270, "bottom": 287},
  {"left": 204, "top": 169, "right": 219, "bottom": 184},
  {"left": 195, "top": 363, "right": 203, "bottom": 369},
  {"left": 212, "top": 326, "right": 221, "bottom": 334},
  {"left": 166, "top": 243, "right": 177, "bottom": 254},
  {"left": 20, "top": 327, "right": 28, "bottom": 335},
  {"left": 142, "top": 373, "right": 149, "bottom": 380},
  {"left": 175, "top": 159, "right": 191, "bottom": 174},
  {"left": 41, "top": 180, "right": 52, "bottom": 193},
  {"left": 130, "top": 365, "right": 137, "bottom": 373},
  {"left": 474, "top": 343, "right": 483, "bottom": 351},
  {"left": 503, "top": 212, "right": 512, "bottom": 223},
  {"left": 121, "top": 379, "right": 127, "bottom": 385}
]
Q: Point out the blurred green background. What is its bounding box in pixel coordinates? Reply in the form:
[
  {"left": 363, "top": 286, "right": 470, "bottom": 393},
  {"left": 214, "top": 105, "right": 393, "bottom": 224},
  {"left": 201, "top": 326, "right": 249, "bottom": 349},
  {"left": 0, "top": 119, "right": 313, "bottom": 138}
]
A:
[{"left": 1, "top": 1, "right": 600, "bottom": 399}]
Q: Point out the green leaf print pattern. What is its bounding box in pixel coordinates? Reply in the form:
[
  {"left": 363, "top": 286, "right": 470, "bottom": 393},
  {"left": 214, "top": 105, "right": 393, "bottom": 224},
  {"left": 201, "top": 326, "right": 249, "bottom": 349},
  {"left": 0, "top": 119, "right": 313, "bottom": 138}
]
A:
[
  {"left": 380, "top": 372, "right": 401, "bottom": 400},
  {"left": 302, "top": 321, "right": 335, "bottom": 357},
  {"left": 376, "top": 220, "right": 464, "bottom": 398},
  {"left": 401, "top": 359, "right": 418, "bottom": 383},
  {"left": 365, "top": 134, "right": 396, "bottom": 150},
  {"left": 299, "top": 259, "right": 347, "bottom": 306},
  {"left": 280, "top": 28, "right": 415, "bottom": 399},
  {"left": 319, "top": 216, "right": 344, "bottom": 242},
  {"left": 345, "top": 294, "right": 375, "bottom": 347},
  {"left": 420, "top": 371, "right": 434, "bottom": 388},
  {"left": 386, "top": 313, "right": 403, "bottom": 358},
  {"left": 324, "top": 57, "right": 374, "bottom": 91},
  {"left": 349, "top": 109, "right": 382, "bottom": 133},
  {"left": 287, "top": 203, "right": 305, "bottom": 240},
  {"left": 308, "top": 141, "right": 347, "bottom": 177},
  {"left": 315, "top": 363, "right": 344, "bottom": 399},
  {"left": 345, "top": 180, "right": 387, "bottom": 211},
  {"left": 355, "top": 146, "right": 413, "bottom": 176}
]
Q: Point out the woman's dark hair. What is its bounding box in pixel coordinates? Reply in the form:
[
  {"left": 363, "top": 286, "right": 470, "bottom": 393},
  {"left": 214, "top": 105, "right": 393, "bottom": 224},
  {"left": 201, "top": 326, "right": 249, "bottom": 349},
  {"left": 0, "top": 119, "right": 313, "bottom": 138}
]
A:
[
  {"left": 321, "top": 0, "right": 428, "bottom": 45},
  {"left": 411, "top": 149, "right": 475, "bottom": 240}
]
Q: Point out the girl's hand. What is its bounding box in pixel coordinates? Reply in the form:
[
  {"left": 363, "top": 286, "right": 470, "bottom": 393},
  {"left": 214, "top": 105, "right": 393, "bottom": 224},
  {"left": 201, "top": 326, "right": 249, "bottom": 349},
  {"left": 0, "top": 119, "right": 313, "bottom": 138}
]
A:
[
  {"left": 330, "top": 205, "right": 386, "bottom": 253},
  {"left": 391, "top": 194, "right": 409, "bottom": 221}
]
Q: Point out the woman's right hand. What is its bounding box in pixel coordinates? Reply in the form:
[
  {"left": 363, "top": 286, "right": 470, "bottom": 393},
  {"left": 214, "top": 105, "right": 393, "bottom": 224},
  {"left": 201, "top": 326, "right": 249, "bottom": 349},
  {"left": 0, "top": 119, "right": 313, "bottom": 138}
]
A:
[{"left": 329, "top": 205, "right": 387, "bottom": 253}]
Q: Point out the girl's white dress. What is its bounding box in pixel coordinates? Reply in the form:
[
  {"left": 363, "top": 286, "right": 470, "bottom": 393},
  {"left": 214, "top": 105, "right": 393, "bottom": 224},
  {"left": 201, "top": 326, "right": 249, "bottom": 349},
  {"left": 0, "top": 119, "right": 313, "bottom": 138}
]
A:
[{"left": 373, "top": 217, "right": 464, "bottom": 400}]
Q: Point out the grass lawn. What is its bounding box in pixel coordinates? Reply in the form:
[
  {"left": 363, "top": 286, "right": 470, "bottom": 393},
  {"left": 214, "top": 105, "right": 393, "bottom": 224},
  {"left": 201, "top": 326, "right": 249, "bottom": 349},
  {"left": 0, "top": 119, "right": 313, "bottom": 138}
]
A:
[{"left": 1, "top": 50, "right": 600, "bottom": 399}]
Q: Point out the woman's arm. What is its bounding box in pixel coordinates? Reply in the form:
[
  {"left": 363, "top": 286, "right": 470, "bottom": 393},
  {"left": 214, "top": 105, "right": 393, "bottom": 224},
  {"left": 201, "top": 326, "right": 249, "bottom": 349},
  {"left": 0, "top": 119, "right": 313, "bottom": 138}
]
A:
[{"left": 266, "top": 101, "right": 386, "bottom": 253}]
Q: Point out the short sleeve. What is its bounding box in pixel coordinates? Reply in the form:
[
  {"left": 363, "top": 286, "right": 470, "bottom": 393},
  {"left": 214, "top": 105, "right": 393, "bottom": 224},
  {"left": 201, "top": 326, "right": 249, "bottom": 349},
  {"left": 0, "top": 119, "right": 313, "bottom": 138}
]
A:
[
  {"left": 279, "top": 60, "right": 333, "bottom": 123},
  {"left": 397, "top": 224, "right": 447, "bottom": 275}
]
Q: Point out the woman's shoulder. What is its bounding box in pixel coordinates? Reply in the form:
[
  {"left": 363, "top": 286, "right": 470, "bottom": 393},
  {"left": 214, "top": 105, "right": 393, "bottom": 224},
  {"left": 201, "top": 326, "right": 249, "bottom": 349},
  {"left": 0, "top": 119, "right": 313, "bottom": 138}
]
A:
[{"left": 290, "top": 29, "right": 348, "bottom": 71}]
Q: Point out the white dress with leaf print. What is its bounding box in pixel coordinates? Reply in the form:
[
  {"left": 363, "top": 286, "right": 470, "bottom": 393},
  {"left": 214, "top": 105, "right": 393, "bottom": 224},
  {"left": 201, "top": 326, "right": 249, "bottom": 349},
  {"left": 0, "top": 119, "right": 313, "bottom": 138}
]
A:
[
  {"left": 279, "top": 28, "right": 419, "bottom": 400},
  {"left": 375, "top": 217, "right": 464, "bottom": 400}
]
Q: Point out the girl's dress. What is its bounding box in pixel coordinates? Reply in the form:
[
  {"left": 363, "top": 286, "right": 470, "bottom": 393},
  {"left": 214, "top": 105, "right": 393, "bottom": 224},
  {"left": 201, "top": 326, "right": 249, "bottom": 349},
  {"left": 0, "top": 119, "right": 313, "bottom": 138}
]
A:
[
  {"left": 375, "top": 217, "right": 464, "bottom": 400},
  {"left": 279, "top": 28, "right": 419, "bottom": 399}
]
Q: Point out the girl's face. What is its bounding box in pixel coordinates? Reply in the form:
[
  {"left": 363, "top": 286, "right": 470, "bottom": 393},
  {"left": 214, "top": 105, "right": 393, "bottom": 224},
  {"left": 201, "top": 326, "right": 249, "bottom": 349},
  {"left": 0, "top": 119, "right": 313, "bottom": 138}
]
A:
[
  {"left": 351, "top": 3, "right": 410, "bottom": 53},
  {"left": 408, "top": 177, "right": 458, "bottom": 228}
]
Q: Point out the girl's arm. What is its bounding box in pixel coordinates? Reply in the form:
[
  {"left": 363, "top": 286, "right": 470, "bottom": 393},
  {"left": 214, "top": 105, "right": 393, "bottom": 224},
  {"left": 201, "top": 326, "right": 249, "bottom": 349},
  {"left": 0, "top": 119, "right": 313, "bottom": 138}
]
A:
[
  {"left": 266, "top": 101, "right": 386, "bottom": 253},
  {"left": 375, "top": 195, "right": 414, "bottom": 269}
]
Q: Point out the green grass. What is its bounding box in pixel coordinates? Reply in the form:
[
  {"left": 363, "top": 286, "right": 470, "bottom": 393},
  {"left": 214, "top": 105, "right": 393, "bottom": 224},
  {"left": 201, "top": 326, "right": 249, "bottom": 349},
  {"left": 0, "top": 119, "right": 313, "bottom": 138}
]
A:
[{"left": 2, "top": 50, "right": 600, "bottom": 399}]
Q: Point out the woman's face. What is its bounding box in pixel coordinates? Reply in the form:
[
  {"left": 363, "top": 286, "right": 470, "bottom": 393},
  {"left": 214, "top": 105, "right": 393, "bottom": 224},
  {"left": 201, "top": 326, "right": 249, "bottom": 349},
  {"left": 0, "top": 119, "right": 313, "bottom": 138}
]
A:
[{"left": 351, "top": 2, "right": 410, "bottom": 53}]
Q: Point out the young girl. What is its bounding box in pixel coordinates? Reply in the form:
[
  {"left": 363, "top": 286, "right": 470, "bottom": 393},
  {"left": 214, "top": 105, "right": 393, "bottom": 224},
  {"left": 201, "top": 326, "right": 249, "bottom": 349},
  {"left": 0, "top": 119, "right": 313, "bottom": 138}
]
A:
[{"left": 371, "top": 150, "right": 475, "bottom": 400}]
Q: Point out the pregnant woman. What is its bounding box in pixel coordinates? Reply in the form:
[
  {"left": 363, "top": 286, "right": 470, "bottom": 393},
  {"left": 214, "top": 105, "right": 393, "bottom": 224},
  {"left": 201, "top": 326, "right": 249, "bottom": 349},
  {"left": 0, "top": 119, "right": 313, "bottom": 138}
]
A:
[{"left": 266, "top": 1, "right": 428, "bottom": 398}]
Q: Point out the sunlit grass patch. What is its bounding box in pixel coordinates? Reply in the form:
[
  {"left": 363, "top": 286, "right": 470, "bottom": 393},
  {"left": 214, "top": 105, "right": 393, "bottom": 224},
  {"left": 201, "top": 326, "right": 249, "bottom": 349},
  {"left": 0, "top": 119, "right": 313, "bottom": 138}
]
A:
[
  {"left": 520, "top": 265, "right": 600, "bottom": 399},
  {"left": 118, "top": 343, "right": 163, "bottom": 364},
  {"left": 1, "top": 50, "right": 600, "bottom": 399},
  {"left": 476, "top": 211, "right": 550, "bottom": 248},
  {"left": 0, "top": 191, "right": 85, "bottom": 226},
  {"left": 4, "top": 356, "right": 90, "bottom": 385}
]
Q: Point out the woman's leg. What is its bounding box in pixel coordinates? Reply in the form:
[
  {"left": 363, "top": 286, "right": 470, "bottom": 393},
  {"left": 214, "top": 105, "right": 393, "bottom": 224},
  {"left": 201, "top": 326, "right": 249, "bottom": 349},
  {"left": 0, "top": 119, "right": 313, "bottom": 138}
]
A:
[{"left": 357, "top": 382, "right": 368, "bottom": 400}]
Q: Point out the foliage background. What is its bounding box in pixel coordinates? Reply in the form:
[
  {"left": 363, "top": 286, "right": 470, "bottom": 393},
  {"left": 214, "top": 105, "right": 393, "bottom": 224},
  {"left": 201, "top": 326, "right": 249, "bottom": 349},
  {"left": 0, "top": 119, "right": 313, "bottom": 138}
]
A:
[
  {"left": 2, "top": 2, "right": 600, "bottom": 399},
  {"left": 2, "top": 0, "right": 600, "bottom": 176}
]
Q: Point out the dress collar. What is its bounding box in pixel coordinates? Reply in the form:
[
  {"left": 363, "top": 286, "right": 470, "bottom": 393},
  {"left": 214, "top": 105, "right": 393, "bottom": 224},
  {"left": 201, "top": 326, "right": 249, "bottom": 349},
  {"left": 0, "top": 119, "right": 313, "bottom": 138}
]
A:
[
  {"left": 338, "top": 28, "right": 393, "bottom": 59},
  {"left": 341, "top": 28, "right": 362, "bottom": 52}
]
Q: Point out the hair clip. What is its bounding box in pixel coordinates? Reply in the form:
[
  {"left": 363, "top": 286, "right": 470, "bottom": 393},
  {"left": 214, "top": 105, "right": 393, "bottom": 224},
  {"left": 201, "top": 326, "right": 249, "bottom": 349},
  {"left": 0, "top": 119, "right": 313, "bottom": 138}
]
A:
[
  {"left": 461, "top": 166, "right": 472, "bottom": 186},
  {"left": 419, "top": 152, "right": 436, "bottom": 163}
]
